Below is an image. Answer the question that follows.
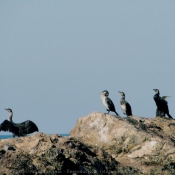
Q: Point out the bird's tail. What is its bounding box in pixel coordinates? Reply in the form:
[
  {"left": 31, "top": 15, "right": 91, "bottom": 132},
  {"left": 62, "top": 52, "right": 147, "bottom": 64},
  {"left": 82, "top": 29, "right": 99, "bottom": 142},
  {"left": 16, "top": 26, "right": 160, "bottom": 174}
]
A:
[
  {"left": 115, "top": 111, "right": 119, "bottom": 116},
  {"left": 167, "top": 113, "right": 173, "bottom": 119}
]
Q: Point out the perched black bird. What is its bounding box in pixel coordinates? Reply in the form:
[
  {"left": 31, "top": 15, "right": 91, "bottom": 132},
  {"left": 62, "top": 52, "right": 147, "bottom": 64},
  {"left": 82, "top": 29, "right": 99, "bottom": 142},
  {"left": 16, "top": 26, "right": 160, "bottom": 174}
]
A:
[
  {"left": 153, "top": 89, "right": 173, "bottom": 119},
  {"left": 119, "top": 91, "right": 132, "bottom": 117},
  {"left": 100, "top": 90, "right": 119, "bottom": 116},
  {"left": 0, "top": 108, "right": 39, "bottom": 137}
]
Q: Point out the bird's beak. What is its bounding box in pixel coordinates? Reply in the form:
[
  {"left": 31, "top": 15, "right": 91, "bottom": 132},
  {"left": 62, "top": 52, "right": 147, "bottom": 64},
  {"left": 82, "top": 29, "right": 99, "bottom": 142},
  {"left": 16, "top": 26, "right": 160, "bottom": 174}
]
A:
[
  {"left": 4, "top": 108, "right": 7, "bottom": 110},
  {"left": 153, "top": 89, "right": 156, "bottom": 91}
]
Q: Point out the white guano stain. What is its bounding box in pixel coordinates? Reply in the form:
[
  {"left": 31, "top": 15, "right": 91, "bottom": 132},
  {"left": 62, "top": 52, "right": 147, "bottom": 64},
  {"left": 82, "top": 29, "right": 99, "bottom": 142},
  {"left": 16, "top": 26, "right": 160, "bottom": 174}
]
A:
[
  {"left": 88, "top": 116, "right": 109, "bottom": 143},
  {"left": 99, "top": 125, "right": 109, "bottom": 142}
]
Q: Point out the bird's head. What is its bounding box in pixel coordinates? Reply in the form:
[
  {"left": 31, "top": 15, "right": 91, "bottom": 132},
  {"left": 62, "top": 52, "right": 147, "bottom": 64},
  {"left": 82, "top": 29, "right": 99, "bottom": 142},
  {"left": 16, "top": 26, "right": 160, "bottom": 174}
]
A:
[
  {"left": 153, "top": 89, "right": 159, "bottom": 94},
  {"left": 101, "top": 90, "right": 109, "bottom": 96},
  {"left": 5, "top": 108, "right": 12, "bottom": 113},
  {"left": 119, "top": 91, "right": 125, "bottom": 97}
]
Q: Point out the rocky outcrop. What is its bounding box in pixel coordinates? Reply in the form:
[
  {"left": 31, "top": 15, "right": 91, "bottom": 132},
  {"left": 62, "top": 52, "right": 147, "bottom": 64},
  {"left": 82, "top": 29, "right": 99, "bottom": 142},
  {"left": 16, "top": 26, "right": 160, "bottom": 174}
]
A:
[
  {"left": 0, "top": 132, "right": 140, "bottom": 174},
  {"left": 1, "top": 112, "right": 175, "bottom": 175},
  {"left": 70, "top": 112, "right": 175, "bottom": 175}
]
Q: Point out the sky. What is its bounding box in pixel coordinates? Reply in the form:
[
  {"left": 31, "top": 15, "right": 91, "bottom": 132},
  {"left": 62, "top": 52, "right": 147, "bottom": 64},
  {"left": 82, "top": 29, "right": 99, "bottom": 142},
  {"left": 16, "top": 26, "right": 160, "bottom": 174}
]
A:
[{"left": 0, "top": 1, "right": 175, "bottom": 134}]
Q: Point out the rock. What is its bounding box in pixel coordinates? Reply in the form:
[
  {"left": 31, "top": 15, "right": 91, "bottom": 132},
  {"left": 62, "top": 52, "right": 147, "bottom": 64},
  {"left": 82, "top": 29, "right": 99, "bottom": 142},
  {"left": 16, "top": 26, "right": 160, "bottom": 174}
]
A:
[
  {"left": 70, "top": 112, "right": 175, "bottom": 175},
  {"left": 0, "top": 132, "right": 138, "bottom": 174},
  {"left": 1, "top": 112, "right": 175, "bottom": 175}
]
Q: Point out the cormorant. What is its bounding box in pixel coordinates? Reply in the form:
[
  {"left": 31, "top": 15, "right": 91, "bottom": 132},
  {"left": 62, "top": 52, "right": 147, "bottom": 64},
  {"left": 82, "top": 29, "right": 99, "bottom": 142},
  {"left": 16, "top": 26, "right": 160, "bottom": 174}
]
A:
[
  {"left": 100, "top": 90, "right": 119, "bottom": 116},
  {"left": 0, "top": 108, "right": 39, "bottom": 137},
  {"left": 156, "top": 96, "right": 171, "bottom": 116},
  {"left": 153, "top": 89, "right": 173, "bottom": 119},
  {"left": 119, "top": 91, "right": 132, "bottom": 117}
]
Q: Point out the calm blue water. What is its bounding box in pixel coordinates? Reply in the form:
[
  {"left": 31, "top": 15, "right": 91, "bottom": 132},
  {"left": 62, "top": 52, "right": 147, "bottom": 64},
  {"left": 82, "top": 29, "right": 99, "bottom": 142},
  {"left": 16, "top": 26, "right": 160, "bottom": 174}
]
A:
[{"left": 0, "top": 134, "right": 69, "bottom": 140}]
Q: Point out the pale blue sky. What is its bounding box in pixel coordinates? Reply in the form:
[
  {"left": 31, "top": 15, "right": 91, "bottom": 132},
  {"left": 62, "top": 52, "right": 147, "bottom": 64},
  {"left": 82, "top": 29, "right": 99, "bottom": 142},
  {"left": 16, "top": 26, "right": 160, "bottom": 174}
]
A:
[{"left": 0, "top": 1, "right": 175, "bottom": 134}]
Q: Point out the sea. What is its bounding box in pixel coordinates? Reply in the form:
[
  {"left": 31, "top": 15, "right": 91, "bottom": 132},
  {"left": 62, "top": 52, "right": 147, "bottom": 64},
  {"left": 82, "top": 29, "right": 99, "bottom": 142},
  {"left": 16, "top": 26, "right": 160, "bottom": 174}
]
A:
[{"left": 0, "top": 134, "right": 69, "bottom": 140}]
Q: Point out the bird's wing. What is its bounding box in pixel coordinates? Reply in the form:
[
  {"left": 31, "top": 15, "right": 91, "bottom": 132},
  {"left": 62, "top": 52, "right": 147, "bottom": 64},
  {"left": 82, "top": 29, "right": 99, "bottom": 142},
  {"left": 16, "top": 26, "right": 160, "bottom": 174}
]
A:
[
  {"left": 125, "top": 102, "right": 132, "bottom": 115},
  {"left": 0, "top": 120, "right": 16, "bottom": 133},
  {"left": 160, "top": 97, "right": 168, "bottom": 104},
  {"left": 16, "top": 120, "right": 39, "bottom": 134},
  {"left": 157, "top": 97, "right": 169, "bottom": 111},
  {"left": 162, "top": 96, "right": 170, "bottom": 100},
  {"left": 105, "top": 97, "right": 116, "bottom": 111}
]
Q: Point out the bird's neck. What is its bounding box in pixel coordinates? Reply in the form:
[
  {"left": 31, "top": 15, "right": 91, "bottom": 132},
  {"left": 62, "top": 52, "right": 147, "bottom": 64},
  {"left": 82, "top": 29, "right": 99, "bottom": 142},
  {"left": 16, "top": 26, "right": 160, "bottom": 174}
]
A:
[
  {"left": 121, "top": 96, "right": 125, "bottom": 100},
  {"left": 101, "top": 94, "right": 106, "bottom": 99},
  {"left": 101, "top": 95, "right": 107, "bottom": 104},
  {"left": 120, "top": 96, "right": 125, "bottom": 104},
  {"left": 8, "top": 112, "right": 13, "bottom": 122},
  {"left": 101, "top": 94, "right": 108, "bottom": 100},
  {"left": 154, "top": 92, "right": 160, "bottom": 98}
]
